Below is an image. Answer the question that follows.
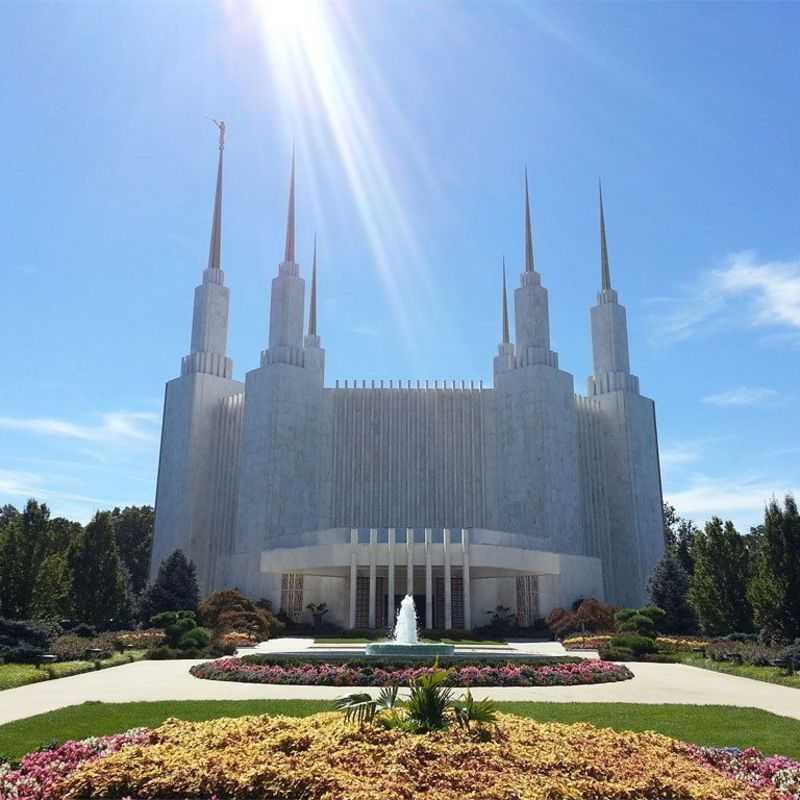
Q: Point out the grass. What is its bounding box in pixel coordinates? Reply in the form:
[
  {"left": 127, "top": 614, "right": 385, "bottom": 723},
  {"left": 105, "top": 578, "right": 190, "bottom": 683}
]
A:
[
  {"left": 1, "top": 699, "right": 799, "bottom": 763},
  {"left": 0, "top": 651, "right": 146, "bottom": 691},
  {"left": 313, "top": 637, "right": 507, "bottom": 646},
  {"left": 678, "top": 653, "right": 800, "bottom": 689}
]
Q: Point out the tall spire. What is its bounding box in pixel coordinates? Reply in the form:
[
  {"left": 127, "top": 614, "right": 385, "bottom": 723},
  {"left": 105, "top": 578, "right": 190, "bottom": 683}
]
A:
[
  {"left": 308, "top": 234, "right": 318, "bottom": 337},
  {"left": 207, "top": 119, "right": 225, "bottom": 271},
  {"left": 599, "top": 179, "right": 611, "bottom": 291},
  {"left": 501, "top": 256, "right": 510, "bottom": 344},
  {"left": 524, "top": 168, "right": 534, "bottom": 273},
  {"left": 284, "top": 145, "right": 296, "bottom": 264}
]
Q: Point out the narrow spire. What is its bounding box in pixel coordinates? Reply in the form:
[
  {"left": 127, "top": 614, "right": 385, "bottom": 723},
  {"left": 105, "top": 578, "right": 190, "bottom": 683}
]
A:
[
  {"left": 308, "top": 234, "right": 318, "bottom": 337},
  {"left": 284, "top": 145, "right": 296, "bottom": 263},
  {"left": 599, "top": 179, "right": 611, "bottom": 291},
  {"left": 524, "top": 168, "right": 535, "bottom": 273},
  {"left": 501, "top": 256, "right": 510, "bottom": 344},
  {"left": 207, "top": 119, "right": 225, "bottom": 270}
]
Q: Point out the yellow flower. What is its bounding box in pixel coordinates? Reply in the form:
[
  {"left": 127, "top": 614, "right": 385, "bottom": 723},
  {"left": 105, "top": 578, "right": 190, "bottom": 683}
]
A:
[{"left": 58, "top": 712, "right": 774, "bottom": 799}]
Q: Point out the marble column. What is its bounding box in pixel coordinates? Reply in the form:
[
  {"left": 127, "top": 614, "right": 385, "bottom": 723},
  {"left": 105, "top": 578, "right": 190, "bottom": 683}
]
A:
[
  {"left": 424, "top": 528, "right": 433, "bottom": 629},
  {"left": 368, "top": 528, "right": 377, "bottom": 629},
  {"left": 387, "top": 528, "right": 396, "bottom": 625},
  {"left": 406, "top": 528, "right": 414, "bottom": 596},
  {"left": 462, "top": 528, "right": 471, "bottom": 630},
  {"left": 443, "top": 528, "right": 452, "bottom": 630},
  {"left": 349, "top": 528, "right": 358, "bottom": 629}
]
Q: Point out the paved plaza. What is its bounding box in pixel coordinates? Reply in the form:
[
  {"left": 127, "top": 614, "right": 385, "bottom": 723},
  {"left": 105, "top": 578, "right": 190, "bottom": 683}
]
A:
[{"left": 1, "top": 639, "right": 799, "bottom": 726}]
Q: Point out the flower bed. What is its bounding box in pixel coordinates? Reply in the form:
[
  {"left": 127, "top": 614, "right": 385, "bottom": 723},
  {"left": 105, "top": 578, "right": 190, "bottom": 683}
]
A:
[
  {"left": 3, "top": 714, "right": 798, "bottom": 799},
  {"left": 656, "top": 636, "right": 709, "bottom": 652},
  {"left": 562, "top": 634, "right": 613, "bottom": 649},
  {"left": 562, "top": 634, "right": 709, "bottom": 652},
  {"left": 0, "top": 729, "right": 149, "bottom": 800},
  {"left": 189, "top": 656, "right": 633, "bottom": 686}
]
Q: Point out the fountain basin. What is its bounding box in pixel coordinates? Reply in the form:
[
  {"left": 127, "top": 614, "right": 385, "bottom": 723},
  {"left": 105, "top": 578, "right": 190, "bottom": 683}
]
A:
[{"left": 365, "top": 641, "right": 455, "bottom": 657}]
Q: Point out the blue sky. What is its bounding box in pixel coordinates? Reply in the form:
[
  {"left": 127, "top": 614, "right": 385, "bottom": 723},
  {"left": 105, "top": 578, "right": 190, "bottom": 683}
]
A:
[{"left": 1, "top": 1, "right": 798, "bottom": 531}]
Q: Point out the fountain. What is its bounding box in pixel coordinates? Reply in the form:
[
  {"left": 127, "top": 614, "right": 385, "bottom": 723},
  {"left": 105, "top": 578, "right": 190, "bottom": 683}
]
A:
[{"left": 365, "top": 595, "right": 455, "bottom": 656}]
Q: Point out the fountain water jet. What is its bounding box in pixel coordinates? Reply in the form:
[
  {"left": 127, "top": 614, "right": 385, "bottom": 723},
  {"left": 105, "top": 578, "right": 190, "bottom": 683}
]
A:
[{"left": 365, "top": 594, "right": 455, "bottom": 656}]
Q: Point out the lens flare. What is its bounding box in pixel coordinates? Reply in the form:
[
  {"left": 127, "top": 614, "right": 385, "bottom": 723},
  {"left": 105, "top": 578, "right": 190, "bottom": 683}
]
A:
[{"left": 233, "top": 0, "right": 437, "bottom": 351}]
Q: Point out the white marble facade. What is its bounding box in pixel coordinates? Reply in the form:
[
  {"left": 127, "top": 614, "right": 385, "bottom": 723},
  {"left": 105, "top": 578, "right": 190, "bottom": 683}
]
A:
[{"left": 151, "top": 149, "right": 664, "bottom": 629}]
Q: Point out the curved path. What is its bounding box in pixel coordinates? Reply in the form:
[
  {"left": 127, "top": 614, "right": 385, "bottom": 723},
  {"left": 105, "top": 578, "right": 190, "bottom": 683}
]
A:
[{"left": 1, "top": 655, "right": 800, "bottom": 725}]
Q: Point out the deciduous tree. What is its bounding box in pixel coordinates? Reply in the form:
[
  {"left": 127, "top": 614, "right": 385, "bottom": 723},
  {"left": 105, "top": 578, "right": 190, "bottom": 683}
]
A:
[
  {"left": 748, "top": 496, "right": 800, "bottom": 643},
  {"left": 688, "top": 517, "right": 753, "bottom": 636}
]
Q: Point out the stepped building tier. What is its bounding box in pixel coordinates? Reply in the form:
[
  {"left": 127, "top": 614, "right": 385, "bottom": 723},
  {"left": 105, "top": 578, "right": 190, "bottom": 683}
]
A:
[{"left": 151, "top": 138, "right": 664, "bottom": 629}]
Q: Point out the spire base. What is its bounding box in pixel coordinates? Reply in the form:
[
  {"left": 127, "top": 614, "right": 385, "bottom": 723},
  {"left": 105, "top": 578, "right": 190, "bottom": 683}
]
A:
[
  {"left": 520, "top": 270, "right": 541, "bottom": 288},
  {"left": 597, "top": 288, "right": 619, "bottom": 305},
  {"left": 182, "top": 352, "right": 233, "bottom": 379},
  {"left": 588, "top": 370, "right": 639, "bottom": 396},
  {"left": 202, "top": 267, "right": 225, "bottom": 287},
  {"left": 279, "top": 260, "right": 299, "bottom": 277}
]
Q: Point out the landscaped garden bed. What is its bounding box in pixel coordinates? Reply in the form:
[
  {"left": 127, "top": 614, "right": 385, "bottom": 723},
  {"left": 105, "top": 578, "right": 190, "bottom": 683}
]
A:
[
  {"left": 3, "top": 712, "right": 799, "bottom": 799},
  {"left": 189, "top": 655, "right": 633, "bottom": 686}
]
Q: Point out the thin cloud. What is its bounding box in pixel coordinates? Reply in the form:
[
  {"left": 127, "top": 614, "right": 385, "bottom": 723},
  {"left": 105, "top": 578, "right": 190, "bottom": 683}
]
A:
[
  {"left": 702, "top": 386, "right": 783, "bottom": 408},
  {"left": 665, "top": 474, "right": 798, "bottom": 530},
  {"left": 0, "top": 411, "right": 159, "bottom": 444},
  {"left": 660, "top": 441, "right": 704, "bottom": 468},
  {"left": 0, "top": 469, "right": 111, "bottom": 506},
  {"left": 649, "top": 251, "right": 800, "bottom": 345}
]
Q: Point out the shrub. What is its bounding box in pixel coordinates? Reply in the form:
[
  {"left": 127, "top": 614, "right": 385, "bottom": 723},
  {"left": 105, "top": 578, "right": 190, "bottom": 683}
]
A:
[
  {"left": 2, "top": 644, "right": 47, "bottom": 663},
  {"left": 66, "top": 623, "right": 97, "bottom": 639},
  {"left": 146, "top": 646, "right": 205, "bottom": 660},
  {"left": 546, "top": 599, "right": 617, "bottom": 639},
  {"left": 598, "top": 646, "right": 633, "bottom": 662},
  {"left": 615, "top": 606, "right": 665, "bottom": 638},
  {"left": 178, "top": 627, "right": 211, "bottom": 650},
  {"left": 151, "top": 610, "right": 202, "bottom": 649},
  {"left": 781, "top": 641, "right": 800, "bottom": 673},
  {"left": 723, "top": 632, "right": 759, "bottom": 643},
  {"left": 608, "top": 634, "right": 656, "bottom": 657},
  {"left": 481, "top": 605, "right": 518, "bottom": 635},
  {"left": 199, "top": 590, "right": 284, "bottom": 642},
  {"left": 705, "top": 639, "right": 779, "bottom": 667},
  {"left": 50, "top": 633, "right": 114, "bottom": 661}
]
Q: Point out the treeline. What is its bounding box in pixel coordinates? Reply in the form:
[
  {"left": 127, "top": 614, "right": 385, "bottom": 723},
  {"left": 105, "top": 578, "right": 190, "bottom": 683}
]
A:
[
  {"left": 650, "top": 495, "right": 800, "bottom": 643},
  {"left": 0, "top": 500, "right": 154, "bottom": 627}
]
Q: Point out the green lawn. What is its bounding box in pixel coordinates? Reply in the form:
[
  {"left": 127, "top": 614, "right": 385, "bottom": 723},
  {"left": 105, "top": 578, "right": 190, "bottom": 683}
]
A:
[
  {"left": 678, "top": 654, "right": 800, "bottom": 690},
  {"left": 0, "top": 651, "right": 146, "bottom": 691},
  {"left": 1, "top": 699, "right": 799, "bottom": 763},
  {"left": 313, "top": 637, "right": 507, "bottom": 646}
]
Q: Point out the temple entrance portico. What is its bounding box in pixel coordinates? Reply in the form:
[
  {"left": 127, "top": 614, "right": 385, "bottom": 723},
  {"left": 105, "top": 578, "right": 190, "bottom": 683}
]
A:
[{"left": 262, "top": 527, "right": 604, "bottom": 631}]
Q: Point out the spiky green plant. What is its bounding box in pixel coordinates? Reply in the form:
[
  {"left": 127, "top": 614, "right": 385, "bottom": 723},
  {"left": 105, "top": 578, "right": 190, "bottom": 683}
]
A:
[
  {"left": 405, "top": 665, "right": 454, "bottom": 731},
  {"left": 334, "top": 692, "right": 378, "bottom": 726},
  {"left": 335, "top": 684, "right": 401, "bottom": 726},
  {"left": 452, "top": 689, "right": 498, "bottom": 731}
]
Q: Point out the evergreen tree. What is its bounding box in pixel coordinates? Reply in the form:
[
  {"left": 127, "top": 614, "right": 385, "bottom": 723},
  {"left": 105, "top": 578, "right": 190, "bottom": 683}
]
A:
[
  {"left": 688, "top": 518, "right": 753, "bottom": 636},
  {"left": 111, "top": 505, "right": 154, "bottom": 595},
  {"left": 748, "top": 496, "right": 800, "bottom": 643},
  {"left": 0, "top": 520, "right": 26, "bottom": 618},
  {"left": 647, "top": 550, "right": 696, "bottom": 633},
  {"left": 31, "top": 553, "right": 73, "bottom": 620},
  {"left": 141, "top": 549, "right": 199, "bottom": 621},
  {"left": 68, "top": 511, "right": 130, "bottom": 627},
  {"left": 46, "top": 517, "right": 83, "bottom": 557},
  {"left": 0, "top": 500, "right": 50, "bottom": 618}
]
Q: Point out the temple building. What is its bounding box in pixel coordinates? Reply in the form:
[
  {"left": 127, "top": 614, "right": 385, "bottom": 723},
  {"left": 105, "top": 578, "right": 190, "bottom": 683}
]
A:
[{"left": 150, "top": 129, "right": 664, "bottom": 630}]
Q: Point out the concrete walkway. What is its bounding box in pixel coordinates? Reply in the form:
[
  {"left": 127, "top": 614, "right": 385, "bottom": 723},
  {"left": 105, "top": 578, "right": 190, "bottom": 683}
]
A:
[{"left": 2, "top": 656, "right": 800, "bottom": 726}]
